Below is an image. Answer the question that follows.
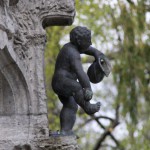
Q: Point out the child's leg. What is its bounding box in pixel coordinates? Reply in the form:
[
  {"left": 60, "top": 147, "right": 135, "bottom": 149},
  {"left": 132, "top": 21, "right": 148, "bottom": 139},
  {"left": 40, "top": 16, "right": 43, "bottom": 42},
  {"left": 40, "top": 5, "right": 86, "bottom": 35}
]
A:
[
  {"left": 58, "top": 95, "right": 78, "bottom": 134},
  {"left": 58, "top": 79, "right": 100, "bottom": 115},
  {"left": 73, "top": 89, "right": 101, "bottom": 115}
]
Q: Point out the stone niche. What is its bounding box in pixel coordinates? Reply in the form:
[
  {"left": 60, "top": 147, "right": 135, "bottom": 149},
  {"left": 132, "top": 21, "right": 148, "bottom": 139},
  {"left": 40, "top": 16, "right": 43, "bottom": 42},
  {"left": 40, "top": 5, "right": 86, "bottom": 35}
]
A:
[
  {"left": 0, "top": 0, "right": 77, "bottom": 149},
  {"left": 0, "top": 71, "right": 15, "bottom": 115}
]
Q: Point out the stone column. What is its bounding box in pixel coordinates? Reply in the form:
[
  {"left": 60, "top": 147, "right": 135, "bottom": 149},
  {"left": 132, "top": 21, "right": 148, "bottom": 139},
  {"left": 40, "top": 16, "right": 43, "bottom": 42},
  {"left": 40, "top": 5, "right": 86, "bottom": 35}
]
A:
[{"left": 0, "top": 0, "right": 78, "bottom": 149}]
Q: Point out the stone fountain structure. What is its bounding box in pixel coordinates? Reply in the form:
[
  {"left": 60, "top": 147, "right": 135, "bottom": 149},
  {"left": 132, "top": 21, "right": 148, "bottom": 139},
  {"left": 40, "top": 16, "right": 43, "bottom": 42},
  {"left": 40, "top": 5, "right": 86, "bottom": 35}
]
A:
[{"left": 0, "top": 0, "right": 78, "bottom": 149}]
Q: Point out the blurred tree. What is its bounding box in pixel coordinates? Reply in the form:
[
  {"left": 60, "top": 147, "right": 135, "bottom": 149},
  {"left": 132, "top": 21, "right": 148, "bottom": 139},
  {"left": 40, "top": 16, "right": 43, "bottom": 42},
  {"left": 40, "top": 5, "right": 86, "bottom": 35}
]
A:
[
  {"left": 45, "top": 0, "right": 150, "bottom": 149},
  {"left": 45, "top": 26, "right": 65, "bottom": 130}
]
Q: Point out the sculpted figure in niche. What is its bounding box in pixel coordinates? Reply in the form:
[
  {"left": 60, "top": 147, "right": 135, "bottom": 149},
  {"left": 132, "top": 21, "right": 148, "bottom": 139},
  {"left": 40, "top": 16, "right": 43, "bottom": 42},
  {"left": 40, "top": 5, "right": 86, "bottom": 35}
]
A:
[{"left": 52, "top": 26, "right": 111, "bottom": 135}]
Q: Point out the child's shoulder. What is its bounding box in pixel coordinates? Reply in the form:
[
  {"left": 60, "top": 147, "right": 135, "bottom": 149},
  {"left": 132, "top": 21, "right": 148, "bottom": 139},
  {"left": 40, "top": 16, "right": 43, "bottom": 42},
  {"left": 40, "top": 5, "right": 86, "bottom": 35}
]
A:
[{"left": 62, "top": 43, "right": 79, "bottom": 54}]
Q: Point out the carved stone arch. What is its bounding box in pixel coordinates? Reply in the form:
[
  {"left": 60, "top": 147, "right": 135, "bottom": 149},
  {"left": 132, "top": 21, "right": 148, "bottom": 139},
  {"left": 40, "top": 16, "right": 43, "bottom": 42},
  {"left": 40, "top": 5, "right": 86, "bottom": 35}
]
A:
[{"left": 0, "top": 46, "right": 31, "bottom": 115}]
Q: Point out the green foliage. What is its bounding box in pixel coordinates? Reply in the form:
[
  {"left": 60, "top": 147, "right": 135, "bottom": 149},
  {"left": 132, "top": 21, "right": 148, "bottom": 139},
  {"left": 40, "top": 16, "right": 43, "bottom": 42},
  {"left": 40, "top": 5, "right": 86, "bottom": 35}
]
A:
[
  {"left": 76, "top": 0, "right": 150, "bottom": 124},
  {"left": 113, "top": 1, "right": 150, "bottom": 124}
]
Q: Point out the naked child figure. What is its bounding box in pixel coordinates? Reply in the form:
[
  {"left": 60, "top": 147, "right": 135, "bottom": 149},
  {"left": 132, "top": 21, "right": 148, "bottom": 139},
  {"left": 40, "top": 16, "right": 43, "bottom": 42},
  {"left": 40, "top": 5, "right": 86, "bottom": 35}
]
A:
[{"left": 52, "top": 26, "right": 111, "bottom": 135}]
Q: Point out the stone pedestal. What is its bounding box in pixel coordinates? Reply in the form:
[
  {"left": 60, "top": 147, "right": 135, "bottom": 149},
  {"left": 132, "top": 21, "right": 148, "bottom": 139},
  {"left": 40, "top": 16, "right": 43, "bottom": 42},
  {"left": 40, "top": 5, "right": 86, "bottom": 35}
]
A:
[
  {"left": 38, "top": 136, "right": 79, "bottom": 150},
  {"left": 11, "top": 136, "right": 79, "bottom": 150},
  {"left": 0, "top": 0, "right": 77, "bottom": 149}
]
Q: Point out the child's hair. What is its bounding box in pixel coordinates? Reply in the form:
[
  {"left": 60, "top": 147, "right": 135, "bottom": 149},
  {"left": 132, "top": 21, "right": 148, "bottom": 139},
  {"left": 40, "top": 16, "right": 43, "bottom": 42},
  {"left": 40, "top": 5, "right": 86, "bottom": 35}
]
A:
[{"left": 70, "top": 26, "right": 91, "bottom": 45}]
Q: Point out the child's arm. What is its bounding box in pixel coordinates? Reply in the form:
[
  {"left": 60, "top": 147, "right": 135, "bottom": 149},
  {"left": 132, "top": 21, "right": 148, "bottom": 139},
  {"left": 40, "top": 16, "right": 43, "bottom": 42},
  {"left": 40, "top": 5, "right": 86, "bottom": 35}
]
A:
[
  {"left": 70, "top": 50, "right": 93, "bottom": 101},
  {"left": 72, "top": 55, "right": 91, "bottom": 89},
  {"left": 84, "top": 46, "right": 104, "bottom": 61}
]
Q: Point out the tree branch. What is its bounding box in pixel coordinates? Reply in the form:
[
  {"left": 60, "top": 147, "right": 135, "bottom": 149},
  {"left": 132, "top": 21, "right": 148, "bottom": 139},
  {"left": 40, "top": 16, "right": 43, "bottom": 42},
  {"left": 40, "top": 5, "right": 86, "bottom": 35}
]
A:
[
  {"left": 92, "top": 105, "right": 124, "bottom": 150},
  {"left": 126, "top": 0, "right": 135, "bottom": 5},
  {"left": 92, "top": 115, "right": 120, "bottom": 150},
  {"left": 93, "top": 129, "right": 111, "bottom": 150},
  {"left": 75, "top": 115, "right": 115, "bottom": 132},
  {"left": 101, "top": 144, "right": 118, "bottom": 149}
]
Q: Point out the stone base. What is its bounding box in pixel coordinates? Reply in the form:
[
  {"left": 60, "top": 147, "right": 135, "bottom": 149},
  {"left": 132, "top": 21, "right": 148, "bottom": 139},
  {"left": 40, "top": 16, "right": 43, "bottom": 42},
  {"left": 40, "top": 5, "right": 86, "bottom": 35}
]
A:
[
  {"left": 10, "top": 136, "right": 79, "bottom": 150},
  {"left": 0, "top": 136, "right": 79, "bottom": 150},
  {"left": 37, "top": 136, "right": 79, "bottom": 150},
  {"left": 0, "top": 114, "right": 49, "bottom": 150}
]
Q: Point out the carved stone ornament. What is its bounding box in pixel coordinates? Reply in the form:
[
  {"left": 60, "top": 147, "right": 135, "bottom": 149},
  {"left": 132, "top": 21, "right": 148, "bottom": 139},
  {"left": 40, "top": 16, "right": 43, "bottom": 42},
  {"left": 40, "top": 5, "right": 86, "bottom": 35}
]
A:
[{"left": 0, "top": 0, "right": 76, "bottom": 149}]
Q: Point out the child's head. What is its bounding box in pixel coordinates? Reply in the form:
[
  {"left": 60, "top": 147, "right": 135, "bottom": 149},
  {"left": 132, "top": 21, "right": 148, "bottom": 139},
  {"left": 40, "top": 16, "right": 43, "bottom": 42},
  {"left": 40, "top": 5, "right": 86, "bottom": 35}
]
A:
[{"left": 70, "top": 26, "right": 92, "bottom": 50}]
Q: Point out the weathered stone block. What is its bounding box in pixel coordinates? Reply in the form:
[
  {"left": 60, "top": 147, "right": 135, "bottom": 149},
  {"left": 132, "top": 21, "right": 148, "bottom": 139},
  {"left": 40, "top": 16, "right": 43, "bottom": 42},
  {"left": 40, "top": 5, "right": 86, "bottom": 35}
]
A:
[{"left": 0, "top": 0, "right": 77, "bottom": 149}]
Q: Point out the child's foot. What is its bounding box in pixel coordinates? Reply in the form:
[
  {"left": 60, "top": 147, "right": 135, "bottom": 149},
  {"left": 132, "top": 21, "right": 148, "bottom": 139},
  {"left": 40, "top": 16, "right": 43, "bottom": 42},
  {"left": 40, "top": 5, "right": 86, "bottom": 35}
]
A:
[{"left": 84, "top": 102, "right": 101, "bottom": 115}]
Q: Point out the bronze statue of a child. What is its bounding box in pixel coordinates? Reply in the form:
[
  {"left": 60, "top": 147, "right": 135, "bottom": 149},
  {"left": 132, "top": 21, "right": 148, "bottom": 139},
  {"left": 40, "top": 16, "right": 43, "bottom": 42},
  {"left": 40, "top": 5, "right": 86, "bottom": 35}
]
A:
[{"left": 52, "top": 26, "right": 110, "bottom": 135}]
